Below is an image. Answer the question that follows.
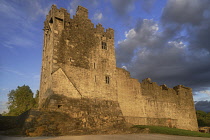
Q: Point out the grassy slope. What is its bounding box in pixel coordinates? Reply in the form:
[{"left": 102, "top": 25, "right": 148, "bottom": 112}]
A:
[{"left": 133, "top": 125, "right": 210, "bottom": 138}]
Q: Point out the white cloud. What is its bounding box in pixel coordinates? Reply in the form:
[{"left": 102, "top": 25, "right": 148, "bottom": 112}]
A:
[
  {"left": 122, "top": 66, "right": 127, "bottom": 70},
  {"left": 199, "top": 90, "right": 210, "bottom": 96},
  {"left": 194, "top": 90, "right": 210, "bottom": 101},
  {"left": 125, "top": 29, "right": 136, "bottom": 39},
  {"left": 116, "top": 16, "right": 210, "bottom": 94},
  {"left": 116, "top": 19, "right": 160, "bottom": 64},
  {"left": 94, "top": 12, "right": 103, "bottom": 21},
  {"left": 168, "top": 41, "right": 186, "bottom": 49}
]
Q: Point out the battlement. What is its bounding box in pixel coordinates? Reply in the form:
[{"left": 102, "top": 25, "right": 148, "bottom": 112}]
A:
[
  {"left": 75, "top": 6, "right": 88, "bottom": 19},
  {"left": 44, "top": 5, "right": 114, "bottom": 39},
  {"left": 95, "top": 24, "right": 114, "bottom": 38},
  {"left": 141, "top": 78, "right": 192, "bottom": 97},
  {"left": 96, "top": 23, "right": 104, "bottom": 32},
  {"left": 173, "top": 85, "right": 192, "bottom": 90}
]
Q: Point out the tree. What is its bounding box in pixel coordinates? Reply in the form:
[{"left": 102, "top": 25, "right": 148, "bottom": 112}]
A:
[
  {"left": 206, "top": 112, "right": 210, "bottom": 126},
  {"left": 6, "top": 85, "right": 35, "bottom": 116},
  {"left": 34, "top": 90, "right": 39, "bottom": 108},
  {"left": 196, "top": 110, "right": 210, "bottom": 126}
]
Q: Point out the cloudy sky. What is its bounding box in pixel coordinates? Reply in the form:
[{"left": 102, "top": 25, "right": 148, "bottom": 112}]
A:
[{"left": 0, "top": 0, "right": 210, "bottom": 113}]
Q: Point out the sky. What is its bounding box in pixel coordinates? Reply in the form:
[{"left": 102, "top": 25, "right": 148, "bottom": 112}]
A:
[{"left": 0, "top": 0, "right": 210, "bottom": 113}]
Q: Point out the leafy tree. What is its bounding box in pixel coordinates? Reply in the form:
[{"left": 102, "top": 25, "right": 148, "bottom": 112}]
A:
[
  {"left": 206, "top": 112, "right": 210, "bottom": 126},
  {"left": 33, "top": 90, "right": 39, "bottom": 108},
  {"left": 6, "top": 85, "right": 35, "bottom": 116},
  {"left": 196, "top": 110, "right": 210, "bottom": 126}
]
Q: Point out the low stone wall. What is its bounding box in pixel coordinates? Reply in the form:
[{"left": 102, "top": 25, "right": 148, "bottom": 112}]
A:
[{"left": 23, "top": 94, "right": 127, "bottom": 136}]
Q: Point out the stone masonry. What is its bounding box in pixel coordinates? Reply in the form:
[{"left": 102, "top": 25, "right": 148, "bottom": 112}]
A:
[{"left": 38, "top": 5, "right": 198, "bottom": 134}]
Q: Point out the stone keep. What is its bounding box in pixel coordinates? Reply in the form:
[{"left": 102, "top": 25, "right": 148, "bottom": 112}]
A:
[{"left": 39, "top": 5, "right": 198, "bottom": 131}]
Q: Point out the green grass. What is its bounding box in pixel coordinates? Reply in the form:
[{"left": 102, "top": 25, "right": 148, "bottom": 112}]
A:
[{"left": 133, "top": 125, "right": 210, "bottom": 138}]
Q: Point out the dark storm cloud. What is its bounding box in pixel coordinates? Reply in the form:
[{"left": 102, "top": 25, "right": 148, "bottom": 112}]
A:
[
  {"left": 189, "top": 22, "right": 210, "bottom": 53},
  {"left": 116, "top": 0, "right": 210, "bottom": 94},
  {"left": 161, "top": 0, "right": 210, "bottom": 53},
  {"left": 110, "top": 0, "right": 157, "bottom": 16},
  {"left": 195, "top": 101, "right": 210, "bottom": 113},
  {"left": 161, "top": 0, "right": 210, "bottom": 25}
]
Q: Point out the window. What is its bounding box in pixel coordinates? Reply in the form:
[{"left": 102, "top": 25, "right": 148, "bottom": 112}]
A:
[
  {"left": 105, "top": 76, "right": 110, "bottom": 84},
  {"left": 58, "top": 105, "right": 62, "bottom": 108},
  {"left": 49, "top": 18, "right": 53, "bottom": 23},
  {"left": 102, "top": 42, "right": 107, "bottom": 50},
  {"left": 94, "top": 63, "right": 96, "bottom": 69}
]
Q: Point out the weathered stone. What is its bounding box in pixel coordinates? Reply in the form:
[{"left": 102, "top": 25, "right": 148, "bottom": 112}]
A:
[{"left": 32, "top": 4, "right": 199, "bottom": 136}]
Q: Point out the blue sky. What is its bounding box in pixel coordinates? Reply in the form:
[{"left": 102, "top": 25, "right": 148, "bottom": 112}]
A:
[{"left": 0, "top": 0, "right": 210, "bottom": 113}]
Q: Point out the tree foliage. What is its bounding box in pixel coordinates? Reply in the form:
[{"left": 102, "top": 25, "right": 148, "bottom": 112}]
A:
[
  {"left": 6, "top": 85, "right": 36, "bottom": 116},
  {"left": 34, "top": 90, "right": 39, "bottom": 108},
  {"left": 196, "top": 110, "right": 210, "bottom": 126}
]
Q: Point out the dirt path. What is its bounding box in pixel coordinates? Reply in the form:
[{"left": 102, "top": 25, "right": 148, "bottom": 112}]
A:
[{"left": 0, "top": 134, "right": 210, "bottom": 140}]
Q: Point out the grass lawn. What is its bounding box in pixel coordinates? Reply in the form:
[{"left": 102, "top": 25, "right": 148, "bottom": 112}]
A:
[{"left": 133, "top": 125, "right": 210, "bottom": 138}]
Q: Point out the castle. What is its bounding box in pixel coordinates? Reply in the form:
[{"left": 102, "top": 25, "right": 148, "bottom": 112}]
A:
[{"left": 39, "top": 5, "right": 198, "bottom": 132}]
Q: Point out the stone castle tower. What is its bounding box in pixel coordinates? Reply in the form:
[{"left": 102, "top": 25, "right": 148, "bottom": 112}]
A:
[{"left": 39, "top": 5, "right": 198, "bottom": 131}]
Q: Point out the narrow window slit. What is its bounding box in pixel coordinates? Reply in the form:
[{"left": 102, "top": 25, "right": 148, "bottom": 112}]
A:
[
  {"left": 58, "top": 105, "right": 62, "bottom": 108},
  {"left": 102, "top": 42, "right": 107, "bottom": 50},
  {"left": 105, "top": 76, "right": 110, "bottom": 84}
]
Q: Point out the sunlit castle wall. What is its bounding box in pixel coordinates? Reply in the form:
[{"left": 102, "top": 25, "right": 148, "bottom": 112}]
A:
[{"left": 39, "top": 5, "right": 198, "bottom": 131}]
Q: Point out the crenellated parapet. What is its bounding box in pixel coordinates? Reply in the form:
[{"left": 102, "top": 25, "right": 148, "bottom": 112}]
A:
[
  {"left": 106, "top": 28, "right": 114, "bottom": 39},
  {"left": 173, "top": 85, "right": 192, "bottom": 92},
  {"left": 44, "top": 5, "right": 114, "bottom": 40},
  {"left": 95, "top": 24, "right": 114, "bottom": 39},
  {"left": 141, "top": 78, "right": 193, "bottom": 101}
]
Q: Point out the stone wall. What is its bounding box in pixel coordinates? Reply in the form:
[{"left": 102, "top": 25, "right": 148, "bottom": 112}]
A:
[
  {"left": 116, "top": 68, "right": 198, "bottom": 131},
  {"left": 24, "top": 94, "right": 126, "bottom": 136},
  {"left": 141, "top": 78, "right": 198, "bottom": 131}
]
